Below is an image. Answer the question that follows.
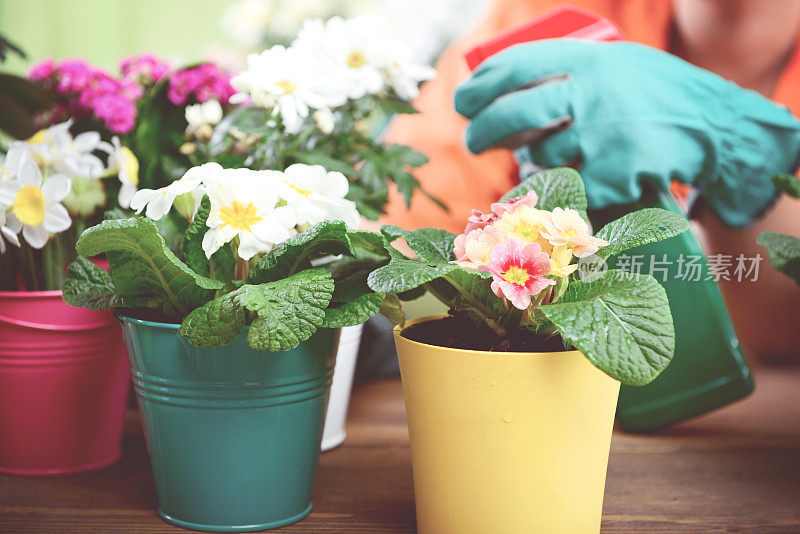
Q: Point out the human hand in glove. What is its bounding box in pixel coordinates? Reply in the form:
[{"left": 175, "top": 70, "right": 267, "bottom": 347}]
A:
[{"left": 454, "top": 39, "right": 800, "bottom": 227}]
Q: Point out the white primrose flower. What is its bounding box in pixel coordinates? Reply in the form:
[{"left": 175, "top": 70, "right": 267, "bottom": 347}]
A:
[
  {"left": 101, "top": 136, "right": 139, "bottom": 209},
  {"left": 0, "top": 153, "right": 71, "bottom": 249},
  {"left": 203, "top": 168, "right": 296, "bottom": 260},
  {"left": 0, "top": 208, "right": 21, "bottom": 253},
  {"left": 279, "top": 163, "right": 359, "bottom": 229},
  {"left": 25, "top": 120, "right": 106, "bottom": 179},
  {"left": 230, "top": 45, "right": 335, "bottom": 134},
  {"left": 129, "top": 162, "right": 219, "bottom": 221},
  {"left": 185, "top": 99, "right": 224, "bottom": 139}
]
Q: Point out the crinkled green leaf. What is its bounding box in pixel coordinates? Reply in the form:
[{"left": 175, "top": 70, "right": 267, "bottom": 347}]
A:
[
  {"left": 381, "top": 225, "right": 456, "bottom": 265},
  {"left": 63, "top": 257, "right": 152, "bottom": 310},
  {"left": 246, "top": 221, "right": 353, "bottom": 284},
  {"left": 539, "top": 270, "right": 674, "bottom": 386},
  {"left": 367, "top": 258, "right": 456, "bottom": 293},
  {"left": 772, "top": 174, "right": 800, "bottom": 199},
  {"left": 181, "top": 196, "right": 235, "bottom": 285},
  {"left": 596, "top": 208, "right": 689, "bottom": 258},
  {"left": 757, "top": 231, "right": 800, "bottom": 286},
  {"left": 179, "top": 291, "right": 246, "bottom": 348},
  {"left": 322, "top": 292, "right": 384, "bottom": 328},
  {"left": 242, "top": 269, "right": 335, "bottom": 351},
  {"left": 76, "top": 217, "right": 222, "bottom": 317},
  {"left": 501, "top": 167, "right": 587, "bottom": 220}
]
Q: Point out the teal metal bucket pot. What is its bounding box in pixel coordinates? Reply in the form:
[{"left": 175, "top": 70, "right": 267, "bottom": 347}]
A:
[{"left": 119, "top": 315, "right": 340, "bottom": 532}]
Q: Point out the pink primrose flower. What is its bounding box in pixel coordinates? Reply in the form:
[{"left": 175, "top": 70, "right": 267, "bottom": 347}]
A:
[{"left": 480, "top": 238, "right": 554, "bottom": 310}]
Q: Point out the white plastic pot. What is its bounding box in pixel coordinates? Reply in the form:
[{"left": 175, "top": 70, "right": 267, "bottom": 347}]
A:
[{"left": 321, "top": 324, "right": 363, "bottom": 451}]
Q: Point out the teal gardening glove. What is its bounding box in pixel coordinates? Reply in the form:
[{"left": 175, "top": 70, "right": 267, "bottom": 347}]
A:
[{"left": 454, "top": 40, "right": 800, "bottom": 227}]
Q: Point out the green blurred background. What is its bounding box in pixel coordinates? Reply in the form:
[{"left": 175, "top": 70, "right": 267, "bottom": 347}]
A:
[{"left": 0, "top": 0, "right": 232, "bottom": 73}]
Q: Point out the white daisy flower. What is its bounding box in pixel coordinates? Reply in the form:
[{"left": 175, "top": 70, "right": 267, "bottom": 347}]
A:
[
  {"left": 203, "top": 168, "right": 296, "bottom": 260},
  {"left": 279, "top": 163, "right": 359, "bottom": 229},
  {"left": 293, "top": 16, "right": 435, "bottom": 101},
  {"left": 230, "top": 45, "right": 337, "bottom": 133},
  {"left": 25, "top": 120, "right": 106, "bottom": 179},
  {"left": 383, "top": 54, "right": 436, "bottom": 100},
  {"left": 0, "top": 154, "right": 71, "bottom": 249},
  {"left": 129, "top": 162, "right": 219, "bottom": 221},
  {"left": 101, "top": 136, "right": 139, "bottom": 209},
  {"left": 185, "top": 100, "right": 223, "bottom": 139},
  {"left": 294, "top": 16, "right": 387, "bottom": 100}
]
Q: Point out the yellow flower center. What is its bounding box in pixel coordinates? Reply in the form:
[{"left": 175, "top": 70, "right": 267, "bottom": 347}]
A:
[
  {"left": 504, "top": 266, "right": 530, "bottom": 285},
  {"left": 276, "top": 80, "right": 296, "bottom": 94},
  {"left": 289, "top": 183, "right": 313, "bottom": 197},
  {"left": 219, "top": 201, "right": 262, "bottom": 232},
  {"left": 564, "top": 230, "right": 576, "bottom": 237},
  {"left": 27, "top": 129, "right": 46, "bottom": 145},
  {"left": 121, "top": 147, "right": 139, "bottom": 186},
  {"left": 13, "top": 185, "right": 46, "bottom": 226},
  {"left": 513, "top": 223, "right": 541, "bottom": 242},
  {"left": 346, "top": 50, "right": 367, "bottom": 69}
]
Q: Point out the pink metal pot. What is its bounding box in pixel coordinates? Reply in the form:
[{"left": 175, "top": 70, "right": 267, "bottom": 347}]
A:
[{"left": 0, "top": 290, "right": 130, "bottom": 476}]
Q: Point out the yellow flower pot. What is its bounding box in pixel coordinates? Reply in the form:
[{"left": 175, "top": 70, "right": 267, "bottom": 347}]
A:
[{"left": 394, "top": 316, "right": 621, "bottom": 534}]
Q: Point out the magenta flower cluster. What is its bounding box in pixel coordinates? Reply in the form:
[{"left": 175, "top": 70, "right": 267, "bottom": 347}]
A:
[
  {"left": 167, "top": 63, "right": 235, "bottom": 106},
  {"left": 28, "top": 58, "right": 139, "bottom": 134},
  {"left": 119, "top": 54, "right": 171, "bottom": 86},
  {"left": 28, "top": 54, "right": 234, "bottom": 135}
]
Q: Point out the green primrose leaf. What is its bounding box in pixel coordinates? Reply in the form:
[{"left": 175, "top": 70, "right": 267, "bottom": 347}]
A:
[
  {"left": 772, "top": 174, "right": 800, "bottom": 199},
  {"left": 242, "top": 269, "right": 335, "bottom": 351},
  {"left": 246, "top": 221, "right": 353, "bottom": 284},
  {"left": 757, "top": 231, "right": 800, "bottom": 285},
  {"left": 367, "top": 258, "right": 456, "bottom": 293},
  {"left": 75, "top": 217, "right": 222, "bottom": 317},
  {"left": 180, "top": 268, "right": 334, "bottom": 351},
  {"left": 595, "top": 208, "right": 689, "bottom": 258},
  {"left": 539, "top": 270, "right": 675, "bottom": 386},
  {"left": 62, "top": 257, "right": 152, "bottom": 310},
  {"left": 381, "top": 225, "right": 456, "bottom": 265},
  {"left": 179, "top": 291, "right": 246, "bottom": 348},
  {"left": 181, "top": 196, "right": 235, "bottom": 285},
  {"left": 502, "top": 167, "right": 588, "bottom": 220},
  {"left": 321, "top": 292, "right": 385, "bottom": 328}
]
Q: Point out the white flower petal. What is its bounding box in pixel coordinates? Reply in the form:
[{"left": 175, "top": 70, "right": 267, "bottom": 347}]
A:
[
  {"left": 42, "top": 202, "right": 71, "bottom": 233},
  {"left": 41, "top": 175, "right": 72, "bottom": 202},
  {"left": 22, "top": 223, "right": 49, "bottom": 249}
]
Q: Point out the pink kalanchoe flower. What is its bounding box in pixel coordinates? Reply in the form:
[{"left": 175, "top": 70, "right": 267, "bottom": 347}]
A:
[
  {"left": 92, "top": 93, "right": 137, "bottom": 134},
  {"left": 120, "top": 54, "right": 171, "bottom": 85},
  {"left": 491, "top": 190, "right": 538, "bottom": 217},
  {"left": 480, "top": 238, "right": 554, "bottom": 310},
  {"left": 454, "top": 225, "right": 506, "bottom": 269},
  {"left": 28, "top": 59, "right": 56, "bottom": 81},
  {"left": 167, "top": 63, "right": 235, "bottom": 106},
  {"left": 27, "top": 58, "right": 139, "bottom": 134}
]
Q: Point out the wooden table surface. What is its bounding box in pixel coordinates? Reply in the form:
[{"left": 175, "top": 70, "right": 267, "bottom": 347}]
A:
[{"left": 1, "top": 364, "right": 799, "bottom": 533}]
